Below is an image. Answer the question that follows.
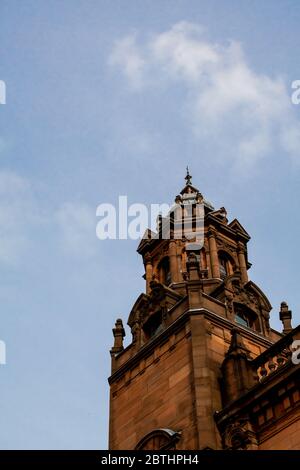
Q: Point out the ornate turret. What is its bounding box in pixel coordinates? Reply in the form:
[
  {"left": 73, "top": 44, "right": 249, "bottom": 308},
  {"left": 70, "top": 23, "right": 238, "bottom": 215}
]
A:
[
  {"left": 126, "top": 170, "right": 272, "bottom": 354},
  {"left": 108, "top": 172, "right": 298, "bottom": 451}
]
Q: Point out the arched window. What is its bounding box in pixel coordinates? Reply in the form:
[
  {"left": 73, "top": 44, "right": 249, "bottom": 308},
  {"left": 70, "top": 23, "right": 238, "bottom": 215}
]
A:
[
  {"left": 234, "top": 304, "right": 261, "bottom": 332},
  {"left": 235, "top": 310, "right": 250, "bottom": 328},
  {"left": 158, "top": 257, "right": 171, "bottom": 286},
  {"left": 218, "top": 252, "right": 234, "bottom": 280},
  {"left": 135, "top": 429, "right": 181, "bottom": 450}
]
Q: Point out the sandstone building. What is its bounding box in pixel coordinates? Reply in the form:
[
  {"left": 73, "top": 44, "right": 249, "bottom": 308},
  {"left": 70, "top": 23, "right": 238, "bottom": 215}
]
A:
[{"left": 108, "top": 171, "right": 300, "bottom": 450}]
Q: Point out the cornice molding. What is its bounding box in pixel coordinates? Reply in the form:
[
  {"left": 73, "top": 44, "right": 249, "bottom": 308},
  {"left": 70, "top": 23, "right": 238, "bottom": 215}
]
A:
[{"left": 109, "top": 307, "right": 275, "bottom": 384}]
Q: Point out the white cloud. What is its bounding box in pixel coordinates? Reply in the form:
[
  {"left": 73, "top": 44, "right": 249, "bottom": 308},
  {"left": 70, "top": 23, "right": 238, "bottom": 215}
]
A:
[
  {"left": 151, "top": 22, "right": 219, "bottom": 82},
  {"left": 0, "top": 171, "right": 98, "bottom": 265},
  {"left": 55, "top": 202, "right": 97, "bottom": 258},
  {"left": 109, "top": 21, "right": 300, "bottom": 170},
  {"left": 109, "top": 33, "right": 145, "bottom": 90}
]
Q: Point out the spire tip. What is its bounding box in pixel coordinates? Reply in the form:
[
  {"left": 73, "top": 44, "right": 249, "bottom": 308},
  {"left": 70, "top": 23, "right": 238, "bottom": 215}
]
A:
[{"left": 185, "top": 166, "right": 192, "bottom": 185}]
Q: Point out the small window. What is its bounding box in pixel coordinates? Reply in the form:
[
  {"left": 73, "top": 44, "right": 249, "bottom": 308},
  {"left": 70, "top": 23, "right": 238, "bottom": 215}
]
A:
[
  {"left": 234, "top": 305, "right": 261, "bottom": 331},
  {"left": 235, "top": 312, "right": 249, "bottom": 327}
]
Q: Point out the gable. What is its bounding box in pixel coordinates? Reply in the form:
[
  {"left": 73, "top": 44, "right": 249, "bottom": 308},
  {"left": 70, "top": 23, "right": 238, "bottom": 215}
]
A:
[{"left": 228, "top": 218, "right": 250, "bottom": 239}]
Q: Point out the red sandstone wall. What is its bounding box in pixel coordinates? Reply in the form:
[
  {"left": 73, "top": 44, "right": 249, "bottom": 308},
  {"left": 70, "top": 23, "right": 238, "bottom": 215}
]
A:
[
  {"left": 259, "top": 419, "right": 300, "bottom": 450},
  {"left": 109, "top": 327, "right": 198, "bottom": 450}
]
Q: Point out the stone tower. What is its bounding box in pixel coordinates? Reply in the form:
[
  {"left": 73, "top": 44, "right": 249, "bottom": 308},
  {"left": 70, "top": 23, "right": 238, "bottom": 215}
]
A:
[{"left": 108, "top": 170, "right": 299, "bottom": 450}]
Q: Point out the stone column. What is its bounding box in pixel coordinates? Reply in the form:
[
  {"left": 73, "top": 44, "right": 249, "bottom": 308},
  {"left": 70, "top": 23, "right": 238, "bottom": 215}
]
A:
[
  {"left": 169, "top": 240, "right": 178, "bottom": 283},
  {"left": 208, "top": 229, "right": 220, "bottom": 278},
  {"left": 144, "top": 254, "right": 153, "bottom": 294},
  {"left": 237, "top": 243, "right": 248, "bottom": 284}
]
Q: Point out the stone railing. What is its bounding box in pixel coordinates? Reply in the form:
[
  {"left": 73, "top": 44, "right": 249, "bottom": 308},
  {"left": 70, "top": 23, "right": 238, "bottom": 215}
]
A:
[{"left": 251, "top": 325, "right": 300, "bottom": 382}]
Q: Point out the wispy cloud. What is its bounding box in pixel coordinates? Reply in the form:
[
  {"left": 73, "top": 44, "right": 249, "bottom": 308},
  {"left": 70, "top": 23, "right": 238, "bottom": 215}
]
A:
[
  {"left": 0, "top": 169, "right": 97, "bottom": 266},
  {"left": 109, "top": 33, "right": 145, "bottom": 90},
  {"left": 55, "top": 202, "right": 97, "bottom": 259},
  {"left": 0, "top": 170, "right": 42, "bottom": 266},
  {"left": 109, "top": 21, "right": 300, "bottom": 170}
]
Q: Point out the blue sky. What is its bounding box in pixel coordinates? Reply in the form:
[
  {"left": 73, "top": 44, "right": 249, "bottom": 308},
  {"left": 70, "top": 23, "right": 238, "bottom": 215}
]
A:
[{"left": 0, "top": 0, "right": 299, "bottom": 449}]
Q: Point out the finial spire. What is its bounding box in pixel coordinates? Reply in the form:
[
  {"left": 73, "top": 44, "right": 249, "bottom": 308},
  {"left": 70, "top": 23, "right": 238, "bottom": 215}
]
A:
[
  {"left": 279, "top": 301, "right": 293, "bottom": 334},
  {"left": 185, "top": 166, "right": 192, "bottom": 185}
]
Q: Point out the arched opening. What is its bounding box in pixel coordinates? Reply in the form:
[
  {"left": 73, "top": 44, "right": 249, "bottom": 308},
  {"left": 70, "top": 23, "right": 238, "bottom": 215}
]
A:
[
  {"left": 218, "top": 252, "right": 234, "bottom": 280},
  {"left": 234, "top": 304, "right": 261, "bottom": 332},
  {"left": 143, "top": 310, "right": 163, "bottom": 340},
  {"left": 158, "top": 257, "right": 171, "bottom": 286},
  {"left": 135, "top": 428, "right": 181, "bottom": 450}
]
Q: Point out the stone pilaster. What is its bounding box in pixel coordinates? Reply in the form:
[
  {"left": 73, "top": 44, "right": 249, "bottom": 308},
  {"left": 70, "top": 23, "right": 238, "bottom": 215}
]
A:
[
  {"left": 144, "top": 254, "right": 153, "bottom": 294},
  {"left": 237, "top": 242, "right": 248, "bottom": 284},
  {"left": 169, "top": 239, "right": 178, "bottom": 283},
  {"left": 208, "top": 229, "right": 220, "bottom": 278}
]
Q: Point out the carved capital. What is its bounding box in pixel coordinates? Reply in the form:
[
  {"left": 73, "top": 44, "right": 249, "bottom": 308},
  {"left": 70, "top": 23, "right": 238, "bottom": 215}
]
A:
[
  {"left": 237, "top": 242, "right": 245, "bottom": 253},
  {"left": 144, "top": 252, "right": 152, "bottom": 265},
  {"left": 207, "top": 227, "right": 217, "bottom": 239}
]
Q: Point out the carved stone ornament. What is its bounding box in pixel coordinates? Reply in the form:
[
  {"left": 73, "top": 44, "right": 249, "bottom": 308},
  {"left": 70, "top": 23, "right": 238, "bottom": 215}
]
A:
[
  {"left": 216, "top": 238, "right": 237, "bottom": 256},
  {"left": 223, "top": 418, "right": 257, "bottom": 450},
  {"left": 132, "top": 322, "right": 141, "bottom": 345},
  {"left": 139, "top": 281, "right": 167, "bottom": 324},
  {"left": 232, "top": 282, "right": 259, "bottom": 310}
]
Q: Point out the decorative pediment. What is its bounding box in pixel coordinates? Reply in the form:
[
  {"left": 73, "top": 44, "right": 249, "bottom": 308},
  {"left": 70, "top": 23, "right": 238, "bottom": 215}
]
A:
[
  {"left": 245, "top": 281, "right": 272, "bottom": 311},
  {"left": 210, "top": 207, "right": 228, "bottom": 224},
  {"left": 127, "top": 293, "right": 149, "bottom": 328},
  {"left": 127, "top": 281, "right": 182, "bottom": 328},
  {"left": 137, "top": 229, "right": 157, "bottom": 254},
  {"left": 232, "top": 282, "right": 259, "bottom": 310},
  {"left": 222, "top": 276, "right": 271, "bottom": 313},
  {"left": 231, "top": 281, "right": 272, "bottom": 313},
  {"left": 228, "top": 219, "right": 250, "bottom": 239}
]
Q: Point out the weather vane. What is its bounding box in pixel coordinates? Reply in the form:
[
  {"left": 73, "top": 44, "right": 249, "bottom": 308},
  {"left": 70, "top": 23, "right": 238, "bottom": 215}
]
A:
[{"left": 185, "top": 166, "right": 192, "bottom": 185}]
